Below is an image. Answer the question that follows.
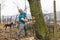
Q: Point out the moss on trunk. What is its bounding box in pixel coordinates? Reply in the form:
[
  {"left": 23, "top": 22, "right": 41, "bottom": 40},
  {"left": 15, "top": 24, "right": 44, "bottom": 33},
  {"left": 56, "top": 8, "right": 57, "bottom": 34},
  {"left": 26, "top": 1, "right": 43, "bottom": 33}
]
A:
[{"left": 28, "top": 0, "right": 49, "bottom": 40}]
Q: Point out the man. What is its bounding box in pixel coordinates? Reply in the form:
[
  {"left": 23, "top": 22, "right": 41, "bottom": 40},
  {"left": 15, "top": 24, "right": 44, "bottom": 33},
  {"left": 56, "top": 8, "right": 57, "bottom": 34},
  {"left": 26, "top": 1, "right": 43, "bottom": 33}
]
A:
[{"left": 17, "top": 9, "right": 28, "bottom": 40}]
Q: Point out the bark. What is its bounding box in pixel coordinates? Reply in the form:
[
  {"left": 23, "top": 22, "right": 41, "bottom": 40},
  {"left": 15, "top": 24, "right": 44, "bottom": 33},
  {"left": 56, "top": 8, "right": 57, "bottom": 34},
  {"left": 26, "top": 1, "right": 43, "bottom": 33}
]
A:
[
  {"left": 28, "top": 0, "right": 49, "bottom": 40},
  {"left": 54, "top": 0, "right": 57, "bottom": 40}
]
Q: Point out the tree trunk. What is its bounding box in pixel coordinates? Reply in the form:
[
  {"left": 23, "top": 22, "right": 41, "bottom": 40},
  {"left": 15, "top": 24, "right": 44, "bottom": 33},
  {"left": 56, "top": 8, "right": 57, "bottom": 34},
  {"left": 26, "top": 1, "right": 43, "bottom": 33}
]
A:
[
  {"left": 28, "top": 0, "right": 49, "bottom": 40},
  {"left": 0, "top": 4, "right": 1, "bottom": 23},
  {"left": 54, "top": 0, "right": 57, "bottom": 40}
]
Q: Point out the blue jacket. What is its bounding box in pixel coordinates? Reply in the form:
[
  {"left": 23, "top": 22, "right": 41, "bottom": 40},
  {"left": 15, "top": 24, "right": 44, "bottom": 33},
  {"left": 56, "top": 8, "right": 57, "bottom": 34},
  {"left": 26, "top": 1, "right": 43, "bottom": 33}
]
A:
[{"left": 18, "top": 12, "right": 26, "bottom": 24}]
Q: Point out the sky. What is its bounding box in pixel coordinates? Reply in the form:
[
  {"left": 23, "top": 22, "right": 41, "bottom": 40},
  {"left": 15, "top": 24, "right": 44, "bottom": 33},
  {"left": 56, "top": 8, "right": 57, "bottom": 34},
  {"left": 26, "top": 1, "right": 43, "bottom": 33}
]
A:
[
  {"left": 1, "top": 0, "right": 31, "bottom": 16},
  {"left": 0, "top": 0, "right": 60, "bottom": 14},
  {"left": 41, "top": 0, "right": 60, "bottom": 13}
]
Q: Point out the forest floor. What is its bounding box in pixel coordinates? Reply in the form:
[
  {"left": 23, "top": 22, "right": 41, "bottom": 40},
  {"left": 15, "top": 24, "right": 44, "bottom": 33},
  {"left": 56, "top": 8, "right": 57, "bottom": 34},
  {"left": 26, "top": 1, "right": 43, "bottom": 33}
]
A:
[
  {"left": 0, "top": 23, "right": 60, "bottom": 40},
  {"left": 0, "top": 24, "right": 36, "bottom": 40}
]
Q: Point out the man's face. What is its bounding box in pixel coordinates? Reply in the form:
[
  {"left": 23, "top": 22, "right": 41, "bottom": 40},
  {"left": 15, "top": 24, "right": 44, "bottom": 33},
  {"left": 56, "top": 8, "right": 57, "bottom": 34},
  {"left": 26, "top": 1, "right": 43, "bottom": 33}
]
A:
[{"left": 19, "top": 9, "right": 23, "bottom": 13}]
